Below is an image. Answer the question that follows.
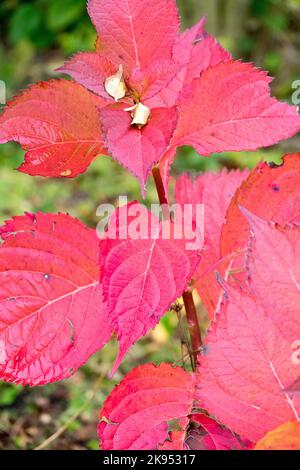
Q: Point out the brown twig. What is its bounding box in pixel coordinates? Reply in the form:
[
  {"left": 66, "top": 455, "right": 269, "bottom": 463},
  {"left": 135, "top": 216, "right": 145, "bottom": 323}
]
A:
[
  {"left": 152, "top": 165, "right": 169, "bottom": 206},
  {"left": 152, "top": 165, "right": 202, "bottom": 371}
]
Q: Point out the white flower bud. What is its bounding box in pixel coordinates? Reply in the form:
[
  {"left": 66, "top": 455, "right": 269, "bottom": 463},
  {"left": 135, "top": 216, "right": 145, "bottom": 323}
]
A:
[{"left": 105, "top": 65, "right": 127, "bottom": 101}]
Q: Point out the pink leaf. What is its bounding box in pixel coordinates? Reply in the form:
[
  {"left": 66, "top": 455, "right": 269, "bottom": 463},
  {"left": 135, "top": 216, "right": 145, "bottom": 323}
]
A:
[
  {"left": 99, "top": 104, "right": 178, "bottom": 194},
  {"left": 98, "top": 363, "right": 196, "bottom": 450},
  {"left": 220, "top": 154, "right": 300, "bottom": 300},
  {"left": 0, "top": 80, "right": 107, "bottom": 178},
  {"left": 175, "top": 170, "right": 249, "bottom": 317},
  {"left": 172, "top": 16, "right": 207, "bottom": 65},
  {"left": 184, "top": 35, "right": 231, "bottom": 87},
  {"left": 0, "top": 213, "right": 111, "bottom": 385},
  {"left": 98, "top": 363, "right": 250, "bottom": 450},
  {"left": 144, "top": 17, "right": 207, "bottom": 110},
  {"left": 145, "top": 36, "right": 231, "bottom": 109},
  {"left": 244, "top": 210, "right": 300, "bottom": 339},
  {"left": 196, "top": 285, "right": 300, "bottom": 442},
  {"left": 56, "top": 53, "right": 116, "bottom": 99},
  {"left": 88, "top": 0, "right": 179, "bottom": 72},
  {"left": 139, "top": 59, "right": 183, "bottom": 109},
  {"left": 173, "top": 61, "right": 300, "bottom": 154},
  {"left": 99, "top": 203, "right": 200, "bottom": 373}
]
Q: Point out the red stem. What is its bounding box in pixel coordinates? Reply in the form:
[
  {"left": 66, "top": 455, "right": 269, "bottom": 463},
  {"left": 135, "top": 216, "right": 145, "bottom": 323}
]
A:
[
  {"left": 152, "top": 166, "right": 168, "bottom": 206},
  {"left": 152, "top": 166, "right": 202, "bottom": 371}
]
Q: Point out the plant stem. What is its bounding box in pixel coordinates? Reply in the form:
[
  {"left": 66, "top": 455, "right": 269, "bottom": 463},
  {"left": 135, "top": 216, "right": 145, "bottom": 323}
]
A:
[
  {"left": 151, "top": 165, "right": 202, "bottom": 371},
  {"left": 182, "top": 291, "right": 202, "bottom": 371},
  {"left": 152, "top": 165, "right": 168, "bottom": 206}
]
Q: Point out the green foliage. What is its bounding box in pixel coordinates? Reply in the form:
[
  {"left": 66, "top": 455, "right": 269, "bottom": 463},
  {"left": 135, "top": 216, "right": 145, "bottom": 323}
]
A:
[
  {"left": 47, "top": 0, "right": 86, "bottom": 31},
  {"left": 1, "top": 0, "right": 91, "bottom": 50},
  {"left": 0, "top": 0, "right": 299, "bottom": 97},
  {"left": 0, "top": 383, "right": 22, "bottom": 406},
  {"left": 9, "top": 4, "right": 45, "bottom": 45}
]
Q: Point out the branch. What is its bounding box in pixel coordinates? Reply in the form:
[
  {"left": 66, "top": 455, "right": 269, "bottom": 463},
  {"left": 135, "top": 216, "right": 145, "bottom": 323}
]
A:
[
  {"left": 152, "top": 165, "right": 202, "bottom": 371},
  {"left": 152, "top": 165, "right": 168, "bottom": 206}
]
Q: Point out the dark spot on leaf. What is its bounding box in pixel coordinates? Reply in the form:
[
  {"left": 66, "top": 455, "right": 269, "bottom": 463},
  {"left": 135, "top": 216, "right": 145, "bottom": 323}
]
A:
[
  {"left": 271, "top": 184, "right": 280, "bottom": 192},
  {"left": 201, "top": 345, "right": 211, "bottom": 356},
  {"left": 268, "top": 161, "right": 284, "bottom": 168},
  {"left": 68, "top": 319, "right": 75, "bottom": 344}
]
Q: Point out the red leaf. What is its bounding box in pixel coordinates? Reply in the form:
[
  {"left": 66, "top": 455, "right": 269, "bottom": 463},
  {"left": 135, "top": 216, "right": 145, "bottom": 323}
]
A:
[
  {"left": 183, "top": 36, "right": 231, "bottom": 87},
  {"left": 99, "top": 104, "right": 178, "bottom": 194},
  {"left": 196, "top": 285, "right": 300, "bottom": 442},
  {"left": 175, "top": 170, "right": 248, "bottom": 317},
  {"left": 0, "top": 213, "right": 111, "bottom": 385},
  {"left": 98, "top": 363, "right": 196, "bottom": 450},
  {"left": 244, "top": 210, "right": 300, "bottom": 338},
  {"left": 57, "top": 53, "right": 116, "bottom": 99},
  {"left": 186, "top": 414, "right": 251, "bottom": 450},
  {"left": 99, "top": 203, "right": 200, "bottom": 373},
  {"left": 221, "top": 153, "right": 300, "bottom": 259},
  {"left": 0, "top": 80, "right": 107, "bottom": 178},
  {"left": 88, "top": 0, "right": 179, "bottom": 72},
  {"left": 145, "top": 35, "right": 231, "bottom": 110},
  {"left": 98, "top": 363, "right": 250, "bottom": 450},
  {"left": 173, "top": 61, "right": 300, "bottom": 155}
]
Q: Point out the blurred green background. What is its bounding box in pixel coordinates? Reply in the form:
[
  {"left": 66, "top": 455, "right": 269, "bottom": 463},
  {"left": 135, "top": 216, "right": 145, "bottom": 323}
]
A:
[{"left": 0, "top": 0, "right": 299, "bottom": 449}]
